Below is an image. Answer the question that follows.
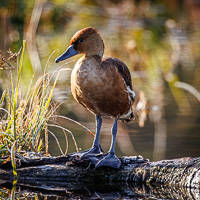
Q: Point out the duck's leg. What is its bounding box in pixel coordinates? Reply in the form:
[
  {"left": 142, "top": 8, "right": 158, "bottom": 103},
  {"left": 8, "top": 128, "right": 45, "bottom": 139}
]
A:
[
  {"left": 80, "top": 115, "right": 103, "bottom": 158},
  {"left": 95, "top": 118, "right": 121, "bottom": 169}
]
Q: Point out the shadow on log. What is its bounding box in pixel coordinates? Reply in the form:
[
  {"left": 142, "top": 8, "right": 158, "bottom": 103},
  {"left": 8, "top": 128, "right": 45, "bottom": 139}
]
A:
[{"left": 0, "top": 154, "right": 200, "bottom": 199}]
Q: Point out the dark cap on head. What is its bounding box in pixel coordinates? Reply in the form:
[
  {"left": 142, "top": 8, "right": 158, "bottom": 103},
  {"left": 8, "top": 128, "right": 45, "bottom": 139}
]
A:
[{"left": 70, "top": 27, "right": 98, "bottom": 45}]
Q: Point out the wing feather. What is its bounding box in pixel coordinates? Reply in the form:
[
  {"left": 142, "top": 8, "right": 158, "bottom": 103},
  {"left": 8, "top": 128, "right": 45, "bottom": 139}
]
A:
[{"left": 102, "top": 57, "right": 135, "bottom": 101}]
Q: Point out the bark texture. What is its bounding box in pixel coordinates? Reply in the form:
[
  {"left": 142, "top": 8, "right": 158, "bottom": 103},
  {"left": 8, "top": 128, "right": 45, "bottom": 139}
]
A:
[{"left": 0, "top": 154, "right": 200, "bottom": 199}]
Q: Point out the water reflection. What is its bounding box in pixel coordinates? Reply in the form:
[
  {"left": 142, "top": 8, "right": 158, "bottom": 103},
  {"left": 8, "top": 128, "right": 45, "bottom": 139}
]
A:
[{"left": 1, "top": 180, "right": 200, "bottom": 200}]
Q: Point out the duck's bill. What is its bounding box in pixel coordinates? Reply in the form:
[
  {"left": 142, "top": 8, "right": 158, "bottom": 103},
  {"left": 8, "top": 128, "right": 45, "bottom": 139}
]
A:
[{"left": 55, "top": 45, "right": 78, "bottom": 63}]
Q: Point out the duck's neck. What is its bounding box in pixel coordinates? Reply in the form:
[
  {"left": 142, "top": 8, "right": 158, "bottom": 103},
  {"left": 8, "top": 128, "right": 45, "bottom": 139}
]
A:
[
  {"left": 97, "top": 48, "right": 104, "bottom": 58},
  {"left": 79, "top": 54, "right": 102, "bottom": 71},
  {"left": 97, "top": 40, "right": 104, "bottom": 58},
  {"left": 85, "top": 54, "right": 102, "bottom": 62},
  {"left": 85, "top": 38, "right": 104, "bottom": 58}
]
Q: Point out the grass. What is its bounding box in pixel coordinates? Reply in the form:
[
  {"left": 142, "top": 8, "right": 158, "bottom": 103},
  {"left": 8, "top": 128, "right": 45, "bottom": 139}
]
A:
[
  {"left": 0, "top": 40, "right": 58, "bottom": 159},
  {"left": 0, "top": 41, "right": 94, "bottom": 168}
]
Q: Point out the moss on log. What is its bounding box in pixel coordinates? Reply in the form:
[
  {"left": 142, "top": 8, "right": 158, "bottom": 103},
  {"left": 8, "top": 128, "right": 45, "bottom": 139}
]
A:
[{"left": 0, "top": 154, "right": 200, "bottom": 199}]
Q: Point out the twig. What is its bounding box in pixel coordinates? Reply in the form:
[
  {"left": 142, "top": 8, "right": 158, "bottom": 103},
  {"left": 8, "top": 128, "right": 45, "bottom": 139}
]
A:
[{"left": 175, "top": 81, "right": 200, "bottom": 102}]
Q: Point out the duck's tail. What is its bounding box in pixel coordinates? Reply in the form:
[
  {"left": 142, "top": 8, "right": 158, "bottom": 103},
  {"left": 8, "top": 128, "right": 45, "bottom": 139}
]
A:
[{"left": 121, "top": 91, "right": 147, "bottom": 127}]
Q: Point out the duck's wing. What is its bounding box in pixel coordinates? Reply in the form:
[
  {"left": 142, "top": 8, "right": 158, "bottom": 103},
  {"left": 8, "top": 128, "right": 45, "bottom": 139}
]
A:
[{"left": 102, "top": 57, "right": 135, "bottom": 101}]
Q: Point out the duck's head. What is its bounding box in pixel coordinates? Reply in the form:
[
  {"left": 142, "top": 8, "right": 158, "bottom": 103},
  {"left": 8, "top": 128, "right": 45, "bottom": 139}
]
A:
[{"left": 55, "top": 27, "right": 104, "bottom": 63}]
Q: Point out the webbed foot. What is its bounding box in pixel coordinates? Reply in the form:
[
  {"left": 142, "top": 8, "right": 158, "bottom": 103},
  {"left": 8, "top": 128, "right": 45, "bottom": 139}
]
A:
[
  {"left": 80, "top": 145, "right": 103, "bottom": 159},
  {"left": 69, "top": 146, "right": 103, "bottom": 158},
  {"left": 95, "top": 153, "right": 121, "bottom": 169}
]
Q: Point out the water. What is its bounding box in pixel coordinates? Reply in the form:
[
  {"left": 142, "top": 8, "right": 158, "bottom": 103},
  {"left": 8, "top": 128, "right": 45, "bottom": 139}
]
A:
[
  {"left": 0, "top": 0, "right": 200, "bottom": 199},
  {"left": 1, "top": 176, "right": 200, "bottom": 199},
  {"left": 48, "top": 93, "right": 200, "bottom": 161}
]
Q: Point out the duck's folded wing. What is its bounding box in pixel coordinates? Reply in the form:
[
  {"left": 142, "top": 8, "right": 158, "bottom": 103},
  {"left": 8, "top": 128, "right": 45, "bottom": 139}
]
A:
[{"left": 102, "top": 57, "right": 135, "bottom": 101}]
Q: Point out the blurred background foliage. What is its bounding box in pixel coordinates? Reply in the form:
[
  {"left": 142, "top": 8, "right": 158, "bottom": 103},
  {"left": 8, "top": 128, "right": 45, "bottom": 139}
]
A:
[{"left": 0, "top": 0, "right": 200, "bottom": 161}]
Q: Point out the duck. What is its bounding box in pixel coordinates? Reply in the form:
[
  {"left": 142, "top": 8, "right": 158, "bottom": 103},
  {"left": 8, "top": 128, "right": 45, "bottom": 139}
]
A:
[{"left": 55, "top": 27, "right": 136, "bottom": 169}]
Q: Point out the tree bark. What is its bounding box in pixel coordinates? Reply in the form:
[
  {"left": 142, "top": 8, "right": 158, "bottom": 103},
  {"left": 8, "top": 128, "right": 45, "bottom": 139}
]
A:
[{"left": 0, "top": 154, "right": 200, "bottom": 199}]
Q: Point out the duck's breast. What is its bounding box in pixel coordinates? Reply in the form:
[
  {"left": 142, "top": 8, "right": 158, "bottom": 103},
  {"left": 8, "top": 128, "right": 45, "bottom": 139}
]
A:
[{"left": 71, "top": 56, "right": 131, "bottom": 117}]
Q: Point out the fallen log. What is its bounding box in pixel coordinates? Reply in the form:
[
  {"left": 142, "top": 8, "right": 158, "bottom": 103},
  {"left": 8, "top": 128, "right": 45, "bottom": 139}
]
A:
[{"left": 0, "top": 154, "right": 200, "bottom": 199}]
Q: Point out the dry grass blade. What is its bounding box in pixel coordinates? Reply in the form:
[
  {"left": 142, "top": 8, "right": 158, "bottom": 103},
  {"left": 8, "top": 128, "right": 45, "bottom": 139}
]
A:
[
  {"left": 51, "top": 115, "right": 94, "bottom": 137},
  {"left": 63, "top": 129, "right": 69, "bottom": 156},
  {"left": 0, "top": 108, "right": 10, "bottom": 118},
  {"left": 0, "top": 41, "right": 59, "bottom": 158},
  {"left": 47, "top": 129, "right": 64, "bottom": 155},
  {"left": 47, "top": 123, "right": 79, "bottom": 153},
  {"left": 11, "top": 141, "right": 17, "bottom": 179}
]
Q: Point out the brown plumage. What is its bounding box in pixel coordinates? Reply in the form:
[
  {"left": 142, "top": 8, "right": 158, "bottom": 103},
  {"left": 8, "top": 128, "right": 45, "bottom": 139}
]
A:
[
  {"left": 55, "top": 27, "right": 136, "bottom": 168},
  {"left": 69, "top": 27, "right": 135, "bottom": 119},
  {"left": 102, "top": 57, "right": 134, "bottom": 101},
  {"left": 71, "top": 55, "right": 134, "bottom": 117}
]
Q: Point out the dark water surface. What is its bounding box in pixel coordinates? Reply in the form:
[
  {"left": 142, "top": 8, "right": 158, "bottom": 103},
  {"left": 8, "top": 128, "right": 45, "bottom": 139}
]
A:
[
  {"left": 1, "top": 0, "right": 200, "bottom": 199},
  {"left": 48, "top": 93, "right": 200, "bottom": 161},
  {"left": 1, "top": 181, "right": 199, "bottom": 199}
]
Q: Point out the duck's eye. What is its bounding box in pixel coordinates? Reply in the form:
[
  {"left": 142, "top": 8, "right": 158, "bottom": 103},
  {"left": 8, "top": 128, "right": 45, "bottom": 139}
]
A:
[{"left": 78, "top": 39, "right": 83, "bottom": 43}]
